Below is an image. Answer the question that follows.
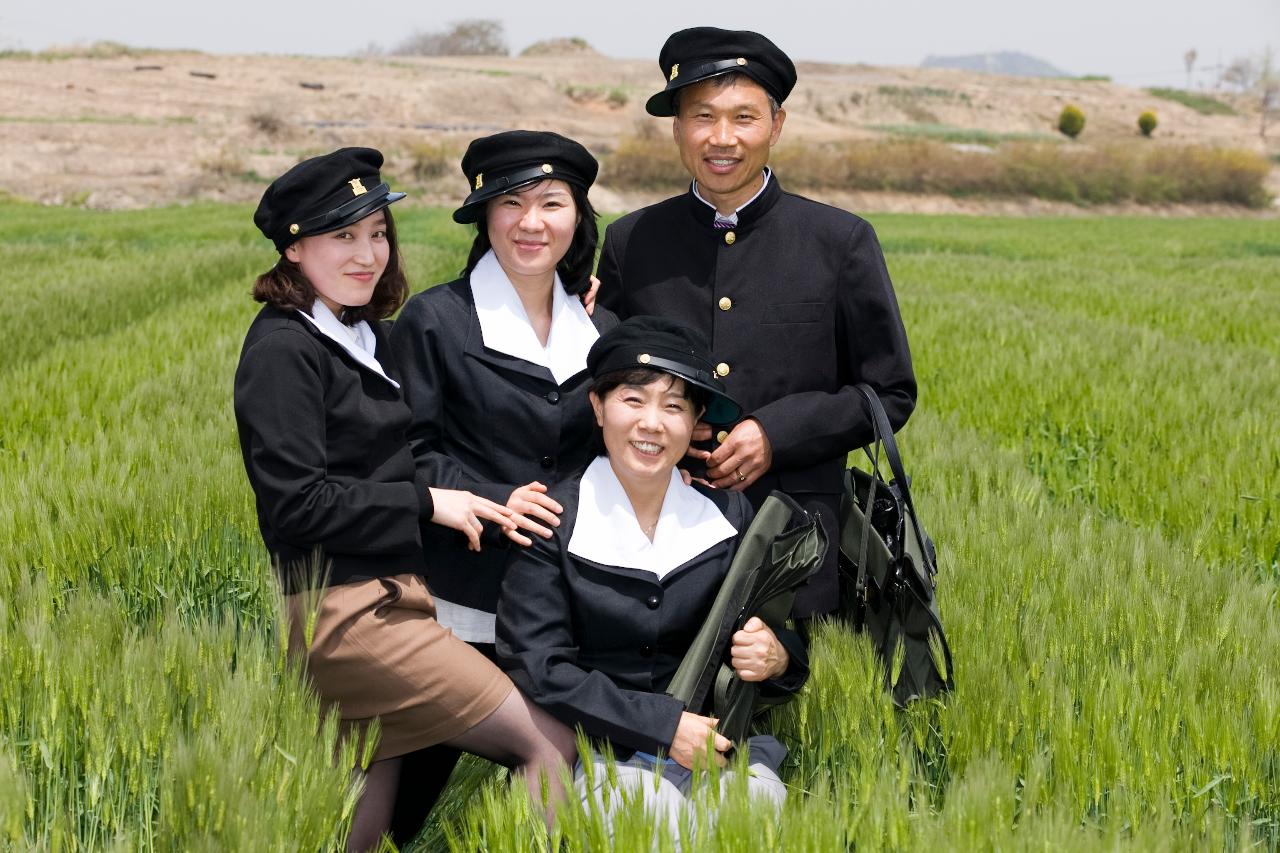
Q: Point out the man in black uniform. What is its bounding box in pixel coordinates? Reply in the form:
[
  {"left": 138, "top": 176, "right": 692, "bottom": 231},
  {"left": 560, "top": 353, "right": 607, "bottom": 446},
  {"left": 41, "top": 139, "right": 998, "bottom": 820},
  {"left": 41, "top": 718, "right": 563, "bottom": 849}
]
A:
[{"left": 596, "top": 27, "right": 916, "bottom": 618}]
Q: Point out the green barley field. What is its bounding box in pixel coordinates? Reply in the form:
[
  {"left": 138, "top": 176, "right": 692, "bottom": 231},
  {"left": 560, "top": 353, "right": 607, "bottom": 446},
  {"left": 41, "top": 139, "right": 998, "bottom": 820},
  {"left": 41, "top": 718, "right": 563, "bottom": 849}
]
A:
[{"left": 0, "top": 200, "right": 1276, "bottom": 851}]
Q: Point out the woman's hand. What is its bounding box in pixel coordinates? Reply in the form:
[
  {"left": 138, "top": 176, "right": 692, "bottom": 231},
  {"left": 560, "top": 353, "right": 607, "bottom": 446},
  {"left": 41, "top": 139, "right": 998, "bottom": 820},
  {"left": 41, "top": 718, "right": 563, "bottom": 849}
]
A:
[
  {"left": 503, "top": 481, "right": 564, "bottom": 547},
  {"left": 669, "top": 712, "right": 731, "bottom": 770},
  {"left": 730, "top": 617, "right": 789, "bottom": 682},
  {"left": 428, "top": 488, "right": 517, "bottom": 552}
]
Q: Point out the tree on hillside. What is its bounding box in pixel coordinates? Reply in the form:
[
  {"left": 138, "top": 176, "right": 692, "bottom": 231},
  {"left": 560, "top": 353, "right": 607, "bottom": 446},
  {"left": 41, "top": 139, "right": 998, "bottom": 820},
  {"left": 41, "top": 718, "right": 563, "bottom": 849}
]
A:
[
  {"left": 392, "top": 19, "right": 508, "bottom": 57},
  {"left": 1183, "top": 48, "right": 1197, "bottom": 90},
  {"left": 1258, "top": 49, "right": 1279, "bottom": 141},
  {"left": 1220, "top": 48, "right": 1279, "bottom": 140}
]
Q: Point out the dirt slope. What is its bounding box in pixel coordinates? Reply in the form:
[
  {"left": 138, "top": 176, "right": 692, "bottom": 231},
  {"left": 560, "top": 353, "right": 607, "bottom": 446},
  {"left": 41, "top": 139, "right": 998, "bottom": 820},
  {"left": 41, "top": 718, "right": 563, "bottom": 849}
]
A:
[{"left": 0, "top": 49, "right": 1272, "bottom": 213}]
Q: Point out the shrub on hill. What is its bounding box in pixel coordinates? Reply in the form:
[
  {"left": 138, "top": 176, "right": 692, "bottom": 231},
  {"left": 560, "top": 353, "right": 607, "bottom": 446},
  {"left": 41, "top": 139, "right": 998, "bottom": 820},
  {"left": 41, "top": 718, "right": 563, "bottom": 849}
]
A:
[
  {"left": 1138, "top": 111, "right": 1158, "bottom": 137},
  {"left": 408, "top": 142, "right": 453, "bottom": 182},
  {"left": 1058, "top": 104, "right": 1086, "bottom": 138},
  {"left": 520, "top": 37, "right": 596, "bottom": 57}
]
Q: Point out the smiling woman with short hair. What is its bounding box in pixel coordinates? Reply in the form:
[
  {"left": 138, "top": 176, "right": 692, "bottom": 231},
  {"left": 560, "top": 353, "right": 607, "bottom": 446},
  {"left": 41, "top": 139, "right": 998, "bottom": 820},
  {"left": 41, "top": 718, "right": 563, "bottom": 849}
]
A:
[{"left": 496, "top": 315, "right": 810, "bottom": 832}]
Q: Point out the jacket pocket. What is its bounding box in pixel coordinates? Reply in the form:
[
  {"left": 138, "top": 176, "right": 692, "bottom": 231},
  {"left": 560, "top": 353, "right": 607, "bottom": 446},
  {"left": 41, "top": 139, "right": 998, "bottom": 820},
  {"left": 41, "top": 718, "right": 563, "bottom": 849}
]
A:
[{"left": 761, "top": 301, "right": 825, "bottom": 325}]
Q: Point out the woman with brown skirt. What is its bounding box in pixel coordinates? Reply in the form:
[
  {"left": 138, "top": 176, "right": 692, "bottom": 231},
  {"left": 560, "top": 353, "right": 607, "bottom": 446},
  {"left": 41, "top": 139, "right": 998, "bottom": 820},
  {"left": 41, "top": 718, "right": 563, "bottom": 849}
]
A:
[{"left": 233, "top": 148, "right": 574, "bottom": 851}]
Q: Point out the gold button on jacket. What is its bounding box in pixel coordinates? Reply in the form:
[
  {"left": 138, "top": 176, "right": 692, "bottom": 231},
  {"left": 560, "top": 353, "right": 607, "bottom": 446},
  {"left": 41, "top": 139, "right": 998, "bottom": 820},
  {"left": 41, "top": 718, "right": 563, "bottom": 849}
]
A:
[
  {"left": 724, "top": 231, "right": 736, "bottom": 245},
  {"left": 715, "top": 429, "right": 730, "bottom": 443},
  {"left": 715, "top": 362, "right": 730, "bottom": 377},
  {"left": 718, "top": 297, "right": 733, "bottom": 311}
]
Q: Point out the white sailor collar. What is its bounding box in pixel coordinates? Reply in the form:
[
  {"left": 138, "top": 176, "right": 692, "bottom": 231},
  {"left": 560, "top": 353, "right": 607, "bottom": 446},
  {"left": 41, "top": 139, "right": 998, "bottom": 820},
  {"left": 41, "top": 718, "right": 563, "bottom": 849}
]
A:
[
  {"left": 470, "top": 249, "right": 598, "bottom": 386},
  {"left": 567, "top": 456, "right": 738, "bottom": 580},
  {"left": 296, "top": 299, "right": 399, "bottom": 388}
]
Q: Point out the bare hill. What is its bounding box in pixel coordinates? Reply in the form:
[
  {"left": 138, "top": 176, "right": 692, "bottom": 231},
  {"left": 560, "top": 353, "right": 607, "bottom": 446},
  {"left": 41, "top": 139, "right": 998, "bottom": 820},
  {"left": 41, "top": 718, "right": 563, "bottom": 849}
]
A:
[{"left": 0, "top": 48, "right": 1272, "bottom": 213}]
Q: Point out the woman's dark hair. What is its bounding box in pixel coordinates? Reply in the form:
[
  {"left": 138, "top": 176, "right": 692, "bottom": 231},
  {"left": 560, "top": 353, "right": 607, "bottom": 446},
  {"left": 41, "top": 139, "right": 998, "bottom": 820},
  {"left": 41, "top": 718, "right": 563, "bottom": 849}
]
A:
[
  {"left": 463, "top": 180, "right": 599, "bottom": 296},
  {"left": 588, "top": 367, "right": 710, "bottom": 455},
  {"left": 251, "top": 208, "right": 409, "bottom": 323}
]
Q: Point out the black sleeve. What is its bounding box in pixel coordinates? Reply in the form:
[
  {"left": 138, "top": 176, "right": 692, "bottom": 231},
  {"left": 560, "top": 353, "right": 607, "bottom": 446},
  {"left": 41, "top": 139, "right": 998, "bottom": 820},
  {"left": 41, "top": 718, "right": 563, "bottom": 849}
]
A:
[
  {"left": 595, "top": 225, "right": 629, "bottom": 318},
  {"left": 235, "top": 329, "right": 425, "bottom": 554},
  {"left": 750, "top": 218, "right": 917, "bottom": 468},
  {"left": 389, "top": 295, "right": 518, "bottom": 505},
  {"left": 496, "top": 538, "right": 686, "bottom": 755}
]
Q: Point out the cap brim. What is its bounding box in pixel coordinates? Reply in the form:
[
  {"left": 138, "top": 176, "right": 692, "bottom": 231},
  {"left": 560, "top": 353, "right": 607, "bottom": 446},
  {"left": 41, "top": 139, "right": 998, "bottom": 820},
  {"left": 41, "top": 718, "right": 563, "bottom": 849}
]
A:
[
  {"left": 297, "top": 187, "right": 406, "bottom": 240},
  {"left": 660, "top": 367, "right": 742, "bottom": 425},
  {"left": 646, "top": 62, "right": 781, "bottom": 117},
  {"left": 645, "top": 90, "right": 678, "bottom": 117},
  {"left": 453, "top": 168, "right": 590, "bottom": 224}
]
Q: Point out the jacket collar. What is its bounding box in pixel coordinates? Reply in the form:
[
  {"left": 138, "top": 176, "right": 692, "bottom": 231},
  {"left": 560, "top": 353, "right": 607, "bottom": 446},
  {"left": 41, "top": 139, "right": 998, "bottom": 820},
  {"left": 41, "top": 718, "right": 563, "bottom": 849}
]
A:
[
  {"left": 681, "top": 170, "right": 783, "bottom": 236},
  {"left": 469, "top": 250, "right": 598, "bottom": 385},
  {"left": 295, "top": 299, "right": 399, "bottom": 388},
  {"left": 691, "top": 168, "right": 772, "bottom": 224},
  {"left": 567, "top": 456, "right": 738, "bottom": 580}
]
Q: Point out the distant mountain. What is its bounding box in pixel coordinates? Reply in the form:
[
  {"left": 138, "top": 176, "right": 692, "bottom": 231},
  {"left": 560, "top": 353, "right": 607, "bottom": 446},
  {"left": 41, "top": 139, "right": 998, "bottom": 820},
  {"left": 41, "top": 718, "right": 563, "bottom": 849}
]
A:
[{"left": 922, "top": 51, "right": 1067, "bottom": 78}]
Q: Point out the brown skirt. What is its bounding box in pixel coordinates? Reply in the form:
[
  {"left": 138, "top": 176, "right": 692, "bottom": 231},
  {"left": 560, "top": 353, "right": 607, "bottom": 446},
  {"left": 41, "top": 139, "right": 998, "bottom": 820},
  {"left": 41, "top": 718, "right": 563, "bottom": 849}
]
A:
[{"left": 286, "top": 573, "right": 512, "bottom": 762}]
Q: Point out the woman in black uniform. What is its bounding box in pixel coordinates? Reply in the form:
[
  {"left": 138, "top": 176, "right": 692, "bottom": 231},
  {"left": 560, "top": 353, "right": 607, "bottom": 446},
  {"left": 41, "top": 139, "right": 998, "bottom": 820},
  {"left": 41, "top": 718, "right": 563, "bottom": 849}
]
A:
[
  {"left": 234, "top": 148, "right": 574, "bottom": 852},
  {"left": 389, "top": 130, "right": 618, "bottom": 653},
  {"left": 497, "top": 316, "right": 809, "bottom": 833}
]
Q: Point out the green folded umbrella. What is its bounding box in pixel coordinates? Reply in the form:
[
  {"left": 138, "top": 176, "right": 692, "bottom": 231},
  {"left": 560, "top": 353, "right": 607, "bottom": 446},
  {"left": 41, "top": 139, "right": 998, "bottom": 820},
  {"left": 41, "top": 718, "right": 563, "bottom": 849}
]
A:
[{"left": 665, "top": 491, "right": 827, "bottom": 743}]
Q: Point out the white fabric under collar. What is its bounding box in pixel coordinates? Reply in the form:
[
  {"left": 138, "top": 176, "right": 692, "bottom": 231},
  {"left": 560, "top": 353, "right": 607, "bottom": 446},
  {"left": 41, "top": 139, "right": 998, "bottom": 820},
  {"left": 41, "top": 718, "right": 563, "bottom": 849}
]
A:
[
  {"left": 693, "top": 167, "right": 772, "bottom": 226},
  {"left": 567, "top": 457, "right": 738, "bottom": 580},
  {"left": 470, "top": 250, "right": 598, "bottom": 385},
  {"left": 295, "top": 300, "right": 399, "bottom": 388}
]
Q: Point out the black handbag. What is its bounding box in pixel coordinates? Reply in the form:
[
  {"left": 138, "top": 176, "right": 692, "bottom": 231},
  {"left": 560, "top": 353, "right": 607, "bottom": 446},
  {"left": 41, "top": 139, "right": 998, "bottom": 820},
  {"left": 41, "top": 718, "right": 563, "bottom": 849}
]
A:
[{"left": 838, "top": 384, "right": 954, "bottom": 707}]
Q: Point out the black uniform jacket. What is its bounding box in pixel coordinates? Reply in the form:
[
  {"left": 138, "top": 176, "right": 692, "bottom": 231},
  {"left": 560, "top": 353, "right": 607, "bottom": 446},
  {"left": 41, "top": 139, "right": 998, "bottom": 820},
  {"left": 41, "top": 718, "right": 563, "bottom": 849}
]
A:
[
  {"left": 234, "top": 305, "right": 433, "bottom": 593},
  {"left": 496, "top": 471, "right": 808, "bottom": 757},
  {"left": 389, "top": 277, "right": 619, "bottom": 611},
  {"left": 596, "top": 176, "right": 917, "bottom": 613}
]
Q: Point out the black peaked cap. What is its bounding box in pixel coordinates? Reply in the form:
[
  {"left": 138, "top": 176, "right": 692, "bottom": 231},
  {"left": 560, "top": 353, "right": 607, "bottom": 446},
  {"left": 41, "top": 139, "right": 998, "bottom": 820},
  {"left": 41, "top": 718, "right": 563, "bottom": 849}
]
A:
[
  {"left": 587, "top": 316, "right": 742, "bottom": 426},
  {"left": 254, "top": 147, "right": 405, "bottom": 253},
  {"left": 646, "top": 27, "right": 797, "bottom": 117},
  {"left": 453, "top": 130, "right": 599, "bottom": 224}
]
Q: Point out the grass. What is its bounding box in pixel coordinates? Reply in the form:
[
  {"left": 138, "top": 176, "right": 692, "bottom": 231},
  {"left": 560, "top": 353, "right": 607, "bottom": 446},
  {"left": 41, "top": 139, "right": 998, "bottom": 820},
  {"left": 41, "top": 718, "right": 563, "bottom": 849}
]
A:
[
  {"left": 876, "top": 85, "right": 971, "bottom": 103},
  {"left": 0, "top": 41, "right": 167, "bottom": 62},
  {"left": 1144, "top": 88, "right": 1238, "bottom": 117},
  {"left": 0, "top": 115, "right": 197, "bottom": 126},
  {"left": 870, "top": 123, "right": 1058, "bottom": 146},
  {"left": 0, "top": 204, "right": 1277, "bottom": 850}
]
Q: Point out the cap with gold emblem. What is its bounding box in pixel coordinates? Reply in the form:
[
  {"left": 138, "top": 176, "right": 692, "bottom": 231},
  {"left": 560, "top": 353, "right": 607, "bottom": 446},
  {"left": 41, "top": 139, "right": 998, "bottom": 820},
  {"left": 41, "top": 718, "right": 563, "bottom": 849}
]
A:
[
  {"left": 453, "top": 130, "right": 599, "bottom": 224},
  {"left": 587, "top": 315, "right": 742, "bottom": 425},
  {"left": 645, "top": 27, "right": 797, "bottom": 117},
  {"left": 253, "top": 147, "right": 405, "bottom": 253}
]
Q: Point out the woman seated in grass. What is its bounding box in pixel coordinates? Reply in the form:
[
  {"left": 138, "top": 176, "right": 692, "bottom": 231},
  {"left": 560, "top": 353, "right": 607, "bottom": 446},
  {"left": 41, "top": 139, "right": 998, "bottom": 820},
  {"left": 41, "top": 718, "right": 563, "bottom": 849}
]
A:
[
  {"left": 232, "top": 148, "right": 575, "bottom": 852},
  {"left": 497, "top": 316, "right": 809, "bottom": 830}
]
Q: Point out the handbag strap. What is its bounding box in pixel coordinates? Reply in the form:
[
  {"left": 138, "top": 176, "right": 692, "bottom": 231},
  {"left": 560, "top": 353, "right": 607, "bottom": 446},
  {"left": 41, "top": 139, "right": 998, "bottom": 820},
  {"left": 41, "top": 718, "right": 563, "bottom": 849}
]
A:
[
  {"left": 854, "top": 384, "right": 931, "bottom": 571},
  {"left": 854, "top": 428, "right": 880, "bottom": 596}
]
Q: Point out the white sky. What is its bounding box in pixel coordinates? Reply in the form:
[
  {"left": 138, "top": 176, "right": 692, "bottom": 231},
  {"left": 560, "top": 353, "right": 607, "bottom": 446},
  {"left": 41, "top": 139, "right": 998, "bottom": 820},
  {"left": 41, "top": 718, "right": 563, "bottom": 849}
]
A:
[{"left": 2, "top": 1, "right": 1276, "bottom": 88}]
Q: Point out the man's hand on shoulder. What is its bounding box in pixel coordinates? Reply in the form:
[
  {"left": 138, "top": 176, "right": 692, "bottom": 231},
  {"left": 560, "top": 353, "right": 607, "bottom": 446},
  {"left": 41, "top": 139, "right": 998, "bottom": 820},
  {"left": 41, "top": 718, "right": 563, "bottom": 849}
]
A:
[{"left": 580, "top": 275, "right": 600, "bottom": 316}]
